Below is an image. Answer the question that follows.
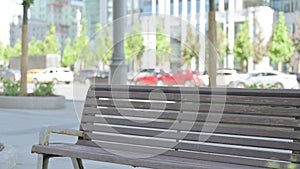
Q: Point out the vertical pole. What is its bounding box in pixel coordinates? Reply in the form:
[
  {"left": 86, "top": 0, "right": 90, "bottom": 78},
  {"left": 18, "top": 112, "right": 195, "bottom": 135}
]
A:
[
  {"left": 110, "top": 0, "right": 127, "bottom": 84},
  {"left": 208, "top": 0, "right": 217, "bottom": 87},
  {"left": 227, "top": 0, "right": 235, "bottom": 69},
  {"left": 21, "top": 1, "right": 29, "bottom": 95},
  {"left": 199, "top": 0, "right": 206, "bottom": 74}
]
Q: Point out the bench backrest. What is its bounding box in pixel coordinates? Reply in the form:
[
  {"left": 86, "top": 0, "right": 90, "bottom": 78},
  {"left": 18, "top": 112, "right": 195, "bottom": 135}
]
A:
[{"left": 78, "top": 85, "right": 300, "bottom": 168}]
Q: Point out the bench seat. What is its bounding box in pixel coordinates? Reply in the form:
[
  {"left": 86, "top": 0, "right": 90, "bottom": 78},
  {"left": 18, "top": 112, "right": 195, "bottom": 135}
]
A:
[
  {"left": 32, "top": 85, "right": 300, "bottom": 169},
  {"left": 32, "top": 143, "right": 264, "bottom": 169}
]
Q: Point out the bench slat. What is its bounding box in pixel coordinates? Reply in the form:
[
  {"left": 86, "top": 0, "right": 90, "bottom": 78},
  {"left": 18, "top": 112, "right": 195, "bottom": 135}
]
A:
[
  {"left": 82, "top": 132, "right": 292, "bottom": 161},
  {"left": 80, "top": 117, "right": 300, "bottom": 140},
  {"left": 33, "top": 143, "right": 268, "bottom": 169},
  {"left": 91, "top": 84, "right": 300, "bottom": 98},
  {"left": 75, "top": 140, "right": 290, "bottom": 168},
  {"left": 84, "top": 99, "right": 300, "bottom": 119},
  {"left": 80, "top": 123, "right": 300, "bottom": 151},
  {"left": 83, "top": 107, "right": 298, "bottom": 128},
  {"left": 88, "top": 90, "right": 300, "bottom": 106}
]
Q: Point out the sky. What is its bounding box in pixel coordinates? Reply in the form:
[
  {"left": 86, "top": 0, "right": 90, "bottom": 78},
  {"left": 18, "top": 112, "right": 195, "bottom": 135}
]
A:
[{"left": 0, "top": 0, "right": 23, "bottom": 46}]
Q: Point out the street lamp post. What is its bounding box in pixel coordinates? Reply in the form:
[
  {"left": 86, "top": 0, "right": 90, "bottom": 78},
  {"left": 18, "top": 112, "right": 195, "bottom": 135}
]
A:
[{"left": 110, "top": 0, "right": 127, "bottom": 84}]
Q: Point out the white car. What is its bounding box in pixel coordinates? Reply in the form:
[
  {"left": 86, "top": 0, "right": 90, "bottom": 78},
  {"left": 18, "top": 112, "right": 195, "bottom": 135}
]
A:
[
  {"left": 216, "top": 69, "right": 249, "bottom": 87},
  {"left": 32, "top": 67, "right": 74, "bottom": 84},
  {"left": 232, "top": 71, "right": 299, "bottom": 89}
]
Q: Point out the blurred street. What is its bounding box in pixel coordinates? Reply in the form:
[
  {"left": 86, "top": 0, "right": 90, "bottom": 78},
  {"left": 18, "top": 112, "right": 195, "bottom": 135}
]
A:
[{"left": 0, "top": 83, "right": 142, "bottom": 169}]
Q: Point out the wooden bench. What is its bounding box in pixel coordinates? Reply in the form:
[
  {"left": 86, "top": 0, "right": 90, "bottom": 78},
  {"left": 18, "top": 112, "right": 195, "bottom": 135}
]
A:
[{"left": 32, "top": 85, "right": 300, "bottom": 169}]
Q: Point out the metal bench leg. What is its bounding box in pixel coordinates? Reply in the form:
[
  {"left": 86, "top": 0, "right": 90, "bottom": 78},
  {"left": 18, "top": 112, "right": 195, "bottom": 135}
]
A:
[
  {"left": 71, "top": 158, "right": 84, "bottom": 169},
  {"left": 37, "top": 155, "right": 49, "bottom": 169}
]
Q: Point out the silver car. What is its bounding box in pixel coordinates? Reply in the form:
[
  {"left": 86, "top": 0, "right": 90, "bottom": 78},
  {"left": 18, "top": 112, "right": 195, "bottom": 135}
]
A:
[{"left": 232, "top": 71, "right": 299, "bottom": 89}]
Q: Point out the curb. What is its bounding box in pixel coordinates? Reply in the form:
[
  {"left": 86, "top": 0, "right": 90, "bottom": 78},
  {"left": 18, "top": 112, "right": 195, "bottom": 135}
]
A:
[
  {"left": 0, "top": 144, "right": 16, "bottom": 169},
  {"left": 0, "top": 95, "right": 65, "bottom": 109}
]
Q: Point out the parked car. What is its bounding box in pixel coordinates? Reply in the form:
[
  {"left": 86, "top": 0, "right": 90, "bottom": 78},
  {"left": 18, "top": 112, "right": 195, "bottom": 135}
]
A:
[
  {"left": 232, "top": 71, "right": 299, "bottom": 89},
  {"left": 0, "top": 69, "right": 21, "bottom": 81},
  {"left": 157, "top": 69, "right": 205, "bottom": 86},
  {"left": 86, "top": 71, "right": 109, "bottom": 85},
  {"left": 74, "top": 69, "right": 97, "bottom": 84},
  {"left": 32, "top": 67, "right": 74, "bottom": 84},
  {"left": 289, "top": 72, "right": 300, "bottom": 83},
  {"left": 27, "top": 69, "right": 44, "bottom": 83},
  {"left": 131, "top": 68, "right": 165, "bottom": 85},
  {"left": 216, "top": 68, "right": 249, "bottom": 87}
]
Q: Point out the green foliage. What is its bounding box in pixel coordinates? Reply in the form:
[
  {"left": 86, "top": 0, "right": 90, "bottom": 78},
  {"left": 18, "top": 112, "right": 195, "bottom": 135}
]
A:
[
  {"left": 29, "top": 37, "right": 45, "bottom": 56},
  {"left": 22, "top": 0, "right": 34, "bottom": 6},
  {"left": 253, "top": 19, "right": 268, "bottom": 63},
  {"left": 233, "top": 20, "right": 253, "bottom": 71},
  {"left": 13, "top": 39, "right": 22, "bottom": 56},
  {"left": 156, "top": 20, "right": 171, "bottom": 65},
  {"left": 73, "top": 19, "right": 92, "bottom": 66},
  {"left": 269, "top": 12, "right": 295, "bottom": 63},
  {"left": 2, "top": 79, "right": 20, "bottom": 96},
  {"left": 216, "top": 22, "right": 228, "bottom": 63},
  {"left": 0, "top": 42, "right": 3, "bottom": 62},
  {"left": 33, "top": 82, "right": 54, "bottom": 96},
  {"left": 247, "top": 83, "right": 279, "bottom": 89},
  {"left": 125, "top": 22, "right": 145, "bottom": 64},
  {"left": 182, "top": 26, "right": 200, "bottom": 67},
  {"left": 94, "top": 24, "right": 113, "bottom": 65},
  {"left": 44, "top": 25, "right": 60, "bottom": 54},
  {"left": 62, "top": 38, "right": 74, "bottom": 67},
  {"left": 293, "top": 19, "right": 300, "bottom": 55}
]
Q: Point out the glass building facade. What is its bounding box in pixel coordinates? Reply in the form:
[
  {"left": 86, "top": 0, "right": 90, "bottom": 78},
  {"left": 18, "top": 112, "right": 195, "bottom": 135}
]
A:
[{"left": 30, "top": 0, "right": 84, "bottom": 48}]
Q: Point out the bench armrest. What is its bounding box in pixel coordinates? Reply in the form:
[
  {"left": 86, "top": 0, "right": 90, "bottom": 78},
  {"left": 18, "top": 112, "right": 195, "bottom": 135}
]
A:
[{"left": 39, "top": 126, "right": 83, "bottom": 145}]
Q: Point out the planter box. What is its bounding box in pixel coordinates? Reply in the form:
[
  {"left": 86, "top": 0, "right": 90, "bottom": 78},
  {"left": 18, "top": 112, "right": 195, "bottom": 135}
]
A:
[{"left": 0, "top": 95, "right": 65, "bottom": 109}]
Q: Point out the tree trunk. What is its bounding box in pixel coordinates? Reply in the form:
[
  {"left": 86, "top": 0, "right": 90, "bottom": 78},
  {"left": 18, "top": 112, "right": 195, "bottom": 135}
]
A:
[
  {"left": 21, "top": 2, "right": 29, "bottom": 95},
  {"left": 208, "top": 0, "right": 217, "bottom": 87}
]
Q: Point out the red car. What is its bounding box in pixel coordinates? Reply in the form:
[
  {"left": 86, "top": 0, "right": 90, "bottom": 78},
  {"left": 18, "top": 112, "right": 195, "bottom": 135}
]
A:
[
  {"left": 131, "top": 68, "right": 165, "bottom": 85},
  {"left": 157, "top": 69, "right": 205, "bottom": 86}
]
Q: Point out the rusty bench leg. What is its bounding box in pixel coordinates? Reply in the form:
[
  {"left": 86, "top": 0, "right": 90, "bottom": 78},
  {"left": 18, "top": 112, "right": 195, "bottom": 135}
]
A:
[
  {"left": 71, "top": 158, "right": 84, "bottom": 169},
  {"left": 37, "top": 155, "right": 49, "bottom": 169}
]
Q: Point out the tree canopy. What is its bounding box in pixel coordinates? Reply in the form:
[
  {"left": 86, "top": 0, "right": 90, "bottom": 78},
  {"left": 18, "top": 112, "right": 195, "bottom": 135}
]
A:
[
  {"left": 44, "top": 25, "right": 60, "bottom": 54},
  {"left": 62, "top": 38, "right": 74, "bottom": 67},
  {"left": 269, "top": 12, "right": 295, "bottom": 63},
  {"left": 125, "top": 22, "right": 145, "bottom": 63},
  {"left": 233, "top": 20, "right": 253, "bottom": 71},
  {"left": 156, "top": 20, "right": 171, "bottom": 66},
  {"left": 94, "top": 24, "right": 113, "bottom": 66},
  {"left": 182, "top": 25, "right": 200, "bottom": 68}
]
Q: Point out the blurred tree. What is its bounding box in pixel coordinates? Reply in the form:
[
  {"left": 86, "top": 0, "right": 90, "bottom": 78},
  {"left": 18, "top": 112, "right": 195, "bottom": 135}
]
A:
[
  {"left": 293, "top": 19, "right": 300, "bottom": 55},
  {"left": 62, "top": 38, "right": 74, "bottom": 67},
  {"left": 94, "top": 24, "right": 113, "bottom": 68},
  {"left": 182, "top": 25, "right": 200, "bottom": 68},
  {"left": 28, "top": 37, "right": 44, "bottom": 56},
  {"left": 156, "top": 20, "right": 171, "bottom": 66},
  {"left": 253, "top": 19, "right": 268, "bottom": 64},
  {"left": 269, "top": 12, "right": 295, "bottom": 64},
  {"left": 0, "top": 42, "right": 3, "bottom": 60},
  {"left": 13, "top": 39, "right": 22, "bottom": 57},
  {"left": 73, "top": 19, "right": 92, "bottom": 67},
  {"left": 216, "top": 22, "right": 228, "bottom": 66},
  {"left": 243, "top": 0, "right": 265, "bottom": 8},
  {"left": 125, "top": 22, "right": 145, "bottom": 70},
  {"left": 21, "top": 0, "right": 34, "bottom": 95},
  {"left": 3, "top": 45, "right": 14, "bottom": 63},
  {"left": 233, "top": 20, "right": 253, "bottom": 72},
  {"left": 44, "top": 25, "right": 60, "bottom": 54}
]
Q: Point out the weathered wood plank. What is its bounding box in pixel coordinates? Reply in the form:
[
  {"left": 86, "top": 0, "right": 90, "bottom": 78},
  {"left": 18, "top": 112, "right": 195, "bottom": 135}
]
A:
[
  {"left": 87, "top": 90, "right": 300, "bottom": 106},
  {"left": 83, "top": 107, "right": 298, "bottom": 127}
]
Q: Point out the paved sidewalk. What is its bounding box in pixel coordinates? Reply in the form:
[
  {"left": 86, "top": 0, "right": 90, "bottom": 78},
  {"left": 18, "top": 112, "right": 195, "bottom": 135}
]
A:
[{"left": 0, "top": 100, "right": 136, "bottom": 169}]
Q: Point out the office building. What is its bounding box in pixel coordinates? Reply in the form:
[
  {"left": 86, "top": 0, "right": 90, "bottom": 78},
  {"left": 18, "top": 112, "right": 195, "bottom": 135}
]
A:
[
  {"left": 83, "top": 0, "right": 140, "bottom": 38},
  {"left": 10, "top": 15, "right": 47, "bottom": 47},
  {"left": 30, "top": 0, "right": 84, "bottom": 48}
]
